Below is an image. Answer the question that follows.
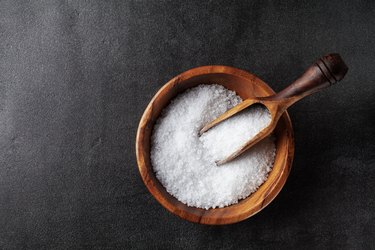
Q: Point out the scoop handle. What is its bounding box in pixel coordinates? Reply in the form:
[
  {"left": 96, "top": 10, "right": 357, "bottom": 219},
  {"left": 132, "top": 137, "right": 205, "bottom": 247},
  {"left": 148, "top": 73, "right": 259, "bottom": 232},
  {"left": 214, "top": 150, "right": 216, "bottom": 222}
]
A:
[{"left": 272, "top": 53, "right": 348, "bottom": 104}]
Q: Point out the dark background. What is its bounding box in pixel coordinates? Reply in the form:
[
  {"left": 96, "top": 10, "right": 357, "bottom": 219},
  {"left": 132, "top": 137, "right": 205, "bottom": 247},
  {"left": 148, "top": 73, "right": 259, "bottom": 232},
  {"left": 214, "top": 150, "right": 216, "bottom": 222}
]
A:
[{"left": 1, "top": 0, "right": 374, "bottom": 249}]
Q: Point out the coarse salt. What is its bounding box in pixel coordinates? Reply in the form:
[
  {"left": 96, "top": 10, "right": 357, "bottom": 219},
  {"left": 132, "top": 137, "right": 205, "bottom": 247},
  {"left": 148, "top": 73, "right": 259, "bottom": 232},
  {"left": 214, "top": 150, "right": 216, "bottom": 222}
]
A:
[{"left": 151, "top": 84, "right": 275, "bottom": 209}]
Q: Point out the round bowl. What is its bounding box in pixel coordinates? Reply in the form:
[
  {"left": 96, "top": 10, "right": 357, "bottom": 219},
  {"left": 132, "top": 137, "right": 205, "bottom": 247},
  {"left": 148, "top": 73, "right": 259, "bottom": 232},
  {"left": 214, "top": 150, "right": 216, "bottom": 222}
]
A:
[{"left": 136, "top": 66, "right": 294, "bottom": 225}]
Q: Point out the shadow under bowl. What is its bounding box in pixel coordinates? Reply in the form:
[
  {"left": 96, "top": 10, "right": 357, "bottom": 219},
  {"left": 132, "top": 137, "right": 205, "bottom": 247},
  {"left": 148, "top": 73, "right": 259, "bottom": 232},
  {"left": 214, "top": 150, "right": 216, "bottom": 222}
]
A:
[{"left": 136, "top": 66, "right": 294, "bottom": 225}]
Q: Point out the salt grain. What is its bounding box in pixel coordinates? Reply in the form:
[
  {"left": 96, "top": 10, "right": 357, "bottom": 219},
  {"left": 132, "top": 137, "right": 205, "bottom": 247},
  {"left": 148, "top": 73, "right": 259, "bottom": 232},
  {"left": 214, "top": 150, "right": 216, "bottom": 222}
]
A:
[{"left": 151, "top": 84, "right": 275, "bottom": 209}]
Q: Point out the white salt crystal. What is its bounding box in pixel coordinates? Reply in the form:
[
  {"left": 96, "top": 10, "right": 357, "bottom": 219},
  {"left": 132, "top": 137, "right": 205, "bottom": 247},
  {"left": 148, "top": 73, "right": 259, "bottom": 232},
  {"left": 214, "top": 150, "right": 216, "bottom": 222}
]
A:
[{"left": 150, "top": 84, "right": 275, "bottom": 209}]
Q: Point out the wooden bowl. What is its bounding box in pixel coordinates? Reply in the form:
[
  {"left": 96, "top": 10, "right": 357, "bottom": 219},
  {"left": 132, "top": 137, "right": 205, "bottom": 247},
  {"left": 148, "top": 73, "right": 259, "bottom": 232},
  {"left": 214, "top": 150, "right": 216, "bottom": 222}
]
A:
[{"left": 136, "top": 66, "right": 294, "bottom": 225}]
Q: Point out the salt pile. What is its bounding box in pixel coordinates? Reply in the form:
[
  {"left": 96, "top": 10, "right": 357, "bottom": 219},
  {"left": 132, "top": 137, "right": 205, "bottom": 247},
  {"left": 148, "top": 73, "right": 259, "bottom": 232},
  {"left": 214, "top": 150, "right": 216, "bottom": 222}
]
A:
[{"left": 151, "top": 84, "right": 275, "bottom": 209}]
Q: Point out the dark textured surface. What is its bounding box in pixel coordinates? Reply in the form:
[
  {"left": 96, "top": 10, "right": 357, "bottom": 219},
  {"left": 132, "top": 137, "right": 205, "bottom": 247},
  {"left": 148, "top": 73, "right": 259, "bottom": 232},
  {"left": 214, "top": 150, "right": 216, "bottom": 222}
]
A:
[{"left": 1, "top": 0, "right": 374, "bottom": 249}]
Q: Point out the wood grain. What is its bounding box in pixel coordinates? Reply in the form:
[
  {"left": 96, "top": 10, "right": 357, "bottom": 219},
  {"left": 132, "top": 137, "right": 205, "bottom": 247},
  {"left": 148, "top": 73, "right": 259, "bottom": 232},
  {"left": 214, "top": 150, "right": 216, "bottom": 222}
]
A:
[{"left": 136, "top": 66, "right": 294, "bottom": 225}]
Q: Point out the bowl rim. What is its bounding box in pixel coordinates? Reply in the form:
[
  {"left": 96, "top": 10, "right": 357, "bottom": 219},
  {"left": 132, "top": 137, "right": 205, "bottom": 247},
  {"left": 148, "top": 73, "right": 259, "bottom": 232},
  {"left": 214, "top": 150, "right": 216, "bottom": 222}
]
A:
[{"left": 136, "top": 65, "right": 294, "bottom": 225}]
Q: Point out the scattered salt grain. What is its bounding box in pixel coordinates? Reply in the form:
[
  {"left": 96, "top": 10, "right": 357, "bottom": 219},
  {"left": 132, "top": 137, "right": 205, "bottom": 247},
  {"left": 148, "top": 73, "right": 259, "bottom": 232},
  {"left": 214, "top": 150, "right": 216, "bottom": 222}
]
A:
[{"left": 151, "top": 84, "right": 275, "bottom": 209}]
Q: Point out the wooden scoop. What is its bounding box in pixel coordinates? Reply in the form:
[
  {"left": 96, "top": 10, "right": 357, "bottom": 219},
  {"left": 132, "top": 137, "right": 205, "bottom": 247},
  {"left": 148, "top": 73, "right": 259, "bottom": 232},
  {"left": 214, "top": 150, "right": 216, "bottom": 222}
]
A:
[{"left": 200, "top": 53, "right": 348, "bottom": 165}]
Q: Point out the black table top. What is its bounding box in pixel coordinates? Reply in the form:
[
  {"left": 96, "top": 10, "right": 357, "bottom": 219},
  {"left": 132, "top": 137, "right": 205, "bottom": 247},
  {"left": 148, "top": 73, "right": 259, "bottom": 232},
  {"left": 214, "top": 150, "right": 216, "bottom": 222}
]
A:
[{"left": 1, "top": 1, "right": 374, "bottom": 249}]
